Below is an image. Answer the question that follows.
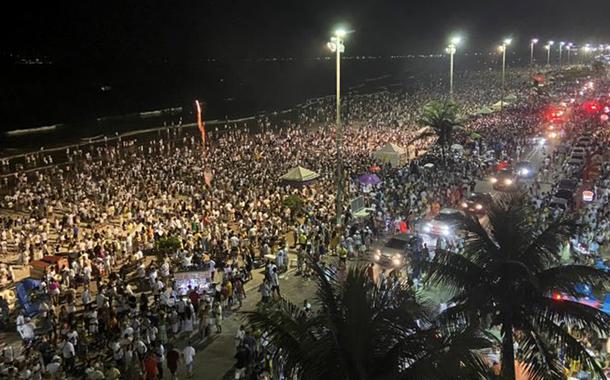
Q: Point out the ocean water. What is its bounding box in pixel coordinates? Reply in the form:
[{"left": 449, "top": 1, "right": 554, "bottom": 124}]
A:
[{"left": 0, "top": 54, "right": 498, "bottom": 154}]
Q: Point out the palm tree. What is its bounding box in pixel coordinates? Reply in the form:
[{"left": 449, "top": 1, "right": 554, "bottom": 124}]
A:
[
  {"left": 245, "top": 263, "right": 493, "bottom": 380},
  {"left": 427, "top": 193, "right": 610, "bottom": 380},
  {"left": 410, "top": 100, "right": 464, "bottom": 164}
]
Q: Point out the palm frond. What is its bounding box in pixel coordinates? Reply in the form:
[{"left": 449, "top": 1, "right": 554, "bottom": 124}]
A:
[
  {"left": 517, "top": 324, "right": 566, "bottom": 380},
  {"left": 528, "top": 315, "right": 606, "bottom": 378},
  {"left": 425, "top": 249, "right": 488, "bottom": 296},
  {"left": 532, "top": 297, "right": 610, "bottom": 336},
  {"left": 537, "top": 265, "right": 610, "bottom": 296},
  {"left": 518, "top": 217, "right": 577, "bottom": 271},
  {"left": 243, "top": 299, "right": 330, "bottom": 377}
]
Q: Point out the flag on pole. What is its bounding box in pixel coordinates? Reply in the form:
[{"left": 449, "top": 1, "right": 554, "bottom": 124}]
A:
[{"left": 195, "top": 100, "right": 206, "bottom": 146}]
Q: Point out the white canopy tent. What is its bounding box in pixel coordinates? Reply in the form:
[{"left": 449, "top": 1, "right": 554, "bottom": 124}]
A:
[
  {"left": 280, "top": 166, "right": 320, "bottom": 183},
  {"left": 373, "top": 143, "right": 407, "bottom": 167},
  {"left": 492, "top": 100, "right": 510, "bottom": 110}
]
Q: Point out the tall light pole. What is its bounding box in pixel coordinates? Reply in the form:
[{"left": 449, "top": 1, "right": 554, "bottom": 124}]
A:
[
  {"left": 327, "top": 28, "right": 346, "bottom": 227},
  {"left": 559, "top": 41, "right": 565, "bottom": 66},
  {"left": 530, "top": 38, "right": 538, "bottom": 65},
  {"left": 499, "top": 38, "right": 511, "bottom": 111},
  {"left": 546, "top": 41, "right": 554, "bottom": 65},
  {"left": 446, "top": 36, "right": 461, "bottom": 99},
  {"left": 583, "top": 44, "right": 591, "bottom": 64},
  {"left": 566, "top": 43, "right": 573, "bottom": 65}
]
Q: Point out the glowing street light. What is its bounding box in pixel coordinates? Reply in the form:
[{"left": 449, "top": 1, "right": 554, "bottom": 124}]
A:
[
  {"left": 499, "top": 38, "right": 511, "bottom": 110},
  {"left": 546, "top": 41, "right": 554, "bottom": 65},
  {"left": 530, "top": 38, "right": 539, "bottom": 65},
  {"left": 566, "top": 43, "right": 573, "bottom": 65},
  {"left": 446, "top": 35, "right": 461, "bottom": 98},
  {"left": 582, "top": 44, "right": 591, "bottom": 64},
  {"left": 327, "top": 28, "right": 347, "bottom": 226}
]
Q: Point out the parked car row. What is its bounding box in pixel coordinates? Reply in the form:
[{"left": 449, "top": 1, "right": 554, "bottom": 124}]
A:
[{"left": 551, "top": 131, "right": 597, "bottom": 211}]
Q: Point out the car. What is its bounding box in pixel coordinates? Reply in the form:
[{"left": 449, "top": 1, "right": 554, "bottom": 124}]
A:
[
  {"left": 577, "top": 135, "right": 594, "bottom": 145},
  {"left": 490, "top": 169, "right": 519, "bottom": 191},
  {"left": 374, "top": 234, "right": 422, "bottom": 267},
  {"left": 568, "top": 153, "right": 585, "bottom": 166},
  {"left": 372, "top": 248, "right": 405, "bottom": 267},
  {"left": 460, "top": 192, "right": 493, "bottom": 214},
  {"left": 550, "top": 189, "right": 575, "bottom": 211},
  {"left": 421, "top": 208, "right": 464, "bottom": 237},
  {"left": 571, "top": 147, "right": 586, "bottom": 155},
  {"left": 514, "top": 161, "right": 536, "bottom": 179},
  {"left": 557, "top": 179, "right": 579, "bottom": 192}
]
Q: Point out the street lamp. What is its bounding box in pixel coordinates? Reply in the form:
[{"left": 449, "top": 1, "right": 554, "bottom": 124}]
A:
[
  {"left": 446, "top": 36, "right": 461, "bottom": 98},
  {"left": 530, "top": 38, "right": 538, "bottom": 65},
  {"left": 327, "top": 28, "right": 346, "bottom": 227},
  {"left": 546, "top": 41, "right": 554, "bottom": 65},
  {"left": 566, "top": 43, "right": 573, "bottom": 65},
  {"left": 582, "top": 44, "right": 591, "bottom": 64},
  {"left": 559, "top": 41, "right": 565, "bottom": 66},
  {"left": 499, "top": 38, "right": 511, "bottom": 110}
]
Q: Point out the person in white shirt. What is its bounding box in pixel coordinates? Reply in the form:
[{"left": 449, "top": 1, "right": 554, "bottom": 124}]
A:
[
  {"left": 182, "top": 342, "right": 196, "bottom": 378},
  {"left": 61, "top": 339, "right": 75, "bottom": 373},
  {"left": 45, "top": 357, "right": 61, "bottom": 378},
  {"left": 234, "top": 325, "right": 245, "bottom": 349},
  {"left": 81, "top": 287, "right": 91, "bottom": 306},
  {"left": 15, "top": 313, "right": 25, "bottom": 337},
  {"left": 20, "top": 319, "right": 35, "bottom": 342}
]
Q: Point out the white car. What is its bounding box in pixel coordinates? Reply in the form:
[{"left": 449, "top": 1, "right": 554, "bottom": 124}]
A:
[{"left": 420, "top": 208, "right": 464, "bottom": 238}]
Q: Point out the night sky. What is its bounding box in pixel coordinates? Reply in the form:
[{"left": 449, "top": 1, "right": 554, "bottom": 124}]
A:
[{"left": 3, "top": 0, "right": 610, "bottom": 62}]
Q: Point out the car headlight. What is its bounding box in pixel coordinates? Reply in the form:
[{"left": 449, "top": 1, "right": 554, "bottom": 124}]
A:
[
  {"left": 548, "top": 131, "right": 557, "bottom": 139},
  {"left": 504, "top": 178, "right": 513, "bottom": 185},
  {"left": 519, "top": 168, "right": 529, "bottom": 176},
  {"left": 490, "top": 177, "right": 498, "bottom": 184},
  {"left": 475, "top": 204, "right": 483, "bottom": 210},
  {"left": 461, "top": 202, "right": 468, "bottom": 208}
]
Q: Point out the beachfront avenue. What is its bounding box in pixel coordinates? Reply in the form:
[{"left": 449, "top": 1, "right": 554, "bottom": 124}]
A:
[{"left": 1, "top": 60, "right": 610, "bottom": 380}]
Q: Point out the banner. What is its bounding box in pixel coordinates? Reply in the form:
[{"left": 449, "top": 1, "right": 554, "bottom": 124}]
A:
[{"left": 195, "top": 100, "right": 206, "bottom": 146}]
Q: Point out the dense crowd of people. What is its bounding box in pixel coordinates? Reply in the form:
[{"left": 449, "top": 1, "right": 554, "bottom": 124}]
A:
[{"left": 0, "top": 68, "right": 608, "bottom": 379}]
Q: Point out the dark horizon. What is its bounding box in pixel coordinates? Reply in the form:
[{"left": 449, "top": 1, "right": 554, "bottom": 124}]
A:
[
  {"left": 2, "top": 0, "right": 609, "bottom": 136},
  {"left": 2, "top": 1, "right": 610, "bottom": 62}
]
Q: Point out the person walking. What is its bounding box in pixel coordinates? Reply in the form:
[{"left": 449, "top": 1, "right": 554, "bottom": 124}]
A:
[
  {"left": 270, "top": 267, "right": 281, "bottom": 299},
  {"left": 214, "top": 302, "right": 223, "bottom": 334},
  {"left": 166, "top": 346, "right": 180, "bottom": 380},
  {"left": 143, "top": 352, "right": 159, "bottom": 380},
  {"left": 61, "top": 338, "right": 76, "bottom": 375},
  {"left": 182, "top": 342, "right": 196, "bottom": 378}
]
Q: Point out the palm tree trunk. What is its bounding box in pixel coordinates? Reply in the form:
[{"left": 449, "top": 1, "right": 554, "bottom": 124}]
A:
[{"left": 500, "top": 324, "right": 516, "bottom": 380}]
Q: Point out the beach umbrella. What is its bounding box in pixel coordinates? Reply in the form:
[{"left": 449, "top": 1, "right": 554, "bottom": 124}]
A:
[
  {"left": 450, "top": 144, "right": 464, "bottom": 152},
  {"left": 358, "top": 173, "right": 381, "bottom": 186}
]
